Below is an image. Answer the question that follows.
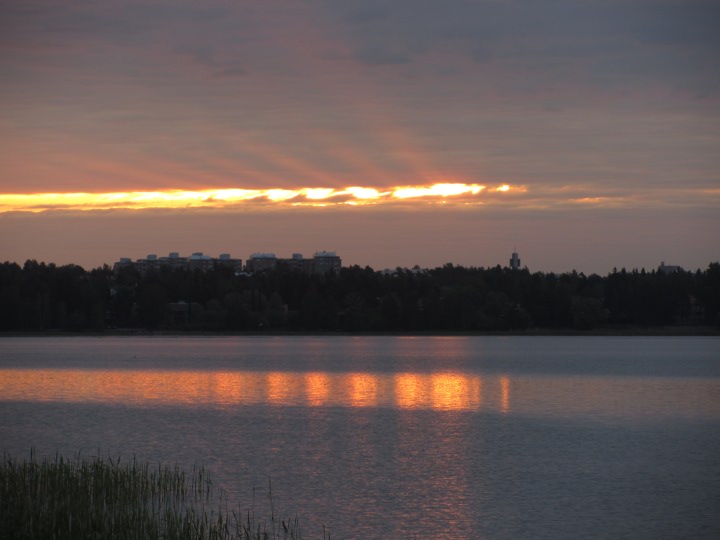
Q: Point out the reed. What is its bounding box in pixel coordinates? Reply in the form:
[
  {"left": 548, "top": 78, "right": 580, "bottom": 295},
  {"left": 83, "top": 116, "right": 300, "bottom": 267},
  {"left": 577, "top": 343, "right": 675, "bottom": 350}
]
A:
[{"left": 0, "top": 450, "right": 322, "bottom": 540}]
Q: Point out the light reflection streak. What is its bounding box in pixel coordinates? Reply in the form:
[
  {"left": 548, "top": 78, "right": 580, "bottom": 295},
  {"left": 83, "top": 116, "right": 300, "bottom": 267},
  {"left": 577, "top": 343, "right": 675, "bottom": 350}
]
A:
[
  {"left": 0, "top": 183, "right": 522, "bottom": 213},
  {"left": 305, "top": 372, "right": 330, "bottom": 407},
  {"left": 213, "top": 372, "right": 244, "bottom": 405},
  {"left": 431, "top": 373, "right": 480, "bottom": 411},
  {"left": 266, "top": 372, "right": 294, "bottom": 405},
  {"left": 395, "top": 373, "right": 423, "bottom": 409},
  {"left": 0, "top": 369, "right": 494, "bottom": 412},
  {"left": 500, "top": 376, "right": 510, "bottom": 413},
  {"left": 3, "top": 369, "right": 718, "bottom": 420},
  {"left": 347, "top": 373, "right": 378, "bottom": 408}
]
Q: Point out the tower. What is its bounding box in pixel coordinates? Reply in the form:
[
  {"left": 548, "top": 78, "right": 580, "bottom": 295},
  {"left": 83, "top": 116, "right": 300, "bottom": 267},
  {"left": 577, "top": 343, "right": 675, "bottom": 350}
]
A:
[{"left": 509, "top": 249, "right": 520, "bottom": 270}]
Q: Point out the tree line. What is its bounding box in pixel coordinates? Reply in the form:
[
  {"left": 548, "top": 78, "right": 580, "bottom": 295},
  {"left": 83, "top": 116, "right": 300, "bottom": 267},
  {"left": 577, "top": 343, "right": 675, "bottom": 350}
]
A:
[{"left": 1, "top": 260, "right": 719, "bottom": 332}]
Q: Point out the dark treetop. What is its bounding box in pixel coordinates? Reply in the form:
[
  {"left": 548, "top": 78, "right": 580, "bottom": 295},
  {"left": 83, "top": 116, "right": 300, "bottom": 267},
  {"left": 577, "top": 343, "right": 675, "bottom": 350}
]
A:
[{"left": 1, "top": 260, "right": 719, "bottom": 333}]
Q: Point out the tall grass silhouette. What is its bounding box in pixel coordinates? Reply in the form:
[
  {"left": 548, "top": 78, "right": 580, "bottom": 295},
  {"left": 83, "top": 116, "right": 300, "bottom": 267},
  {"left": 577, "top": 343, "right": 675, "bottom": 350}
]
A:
[{"left": 0, "top": 450, "right": 323, "bottom": 540}]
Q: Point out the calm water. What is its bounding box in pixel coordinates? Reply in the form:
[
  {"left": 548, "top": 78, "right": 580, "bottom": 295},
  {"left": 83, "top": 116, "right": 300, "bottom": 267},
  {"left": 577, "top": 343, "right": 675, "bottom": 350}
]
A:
[{"left": 1, "top": 336, "right": 719, "bottom": 539}]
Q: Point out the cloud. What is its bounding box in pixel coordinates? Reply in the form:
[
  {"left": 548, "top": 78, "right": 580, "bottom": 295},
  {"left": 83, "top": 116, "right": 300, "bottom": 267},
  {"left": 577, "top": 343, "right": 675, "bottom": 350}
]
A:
[
  {"left": 212, "top": 66, "right": 248, "bottom": 78},
  {"left": 0, "top": 183, "right": 523, "bottom": 213},
  {"left": 344, "top": 3, "right": 391, "bottom": 25},
  {"left": 354, "top": 45, "right": 411, "bottom": 66},
  {"left": 322, "top": 0, "right": 720, "bottom": 94}
]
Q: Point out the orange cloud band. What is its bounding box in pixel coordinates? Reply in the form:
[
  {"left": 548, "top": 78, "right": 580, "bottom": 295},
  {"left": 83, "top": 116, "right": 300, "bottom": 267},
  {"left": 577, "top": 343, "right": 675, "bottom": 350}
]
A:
[{"left": 0, "top": 183, "right": 524, "bottom": 213}]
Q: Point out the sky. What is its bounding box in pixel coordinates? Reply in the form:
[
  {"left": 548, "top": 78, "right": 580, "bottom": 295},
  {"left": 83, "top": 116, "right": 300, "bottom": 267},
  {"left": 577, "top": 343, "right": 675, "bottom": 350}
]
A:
[{"left": 1, "top": 0, "right": 718, "bottom": 273}]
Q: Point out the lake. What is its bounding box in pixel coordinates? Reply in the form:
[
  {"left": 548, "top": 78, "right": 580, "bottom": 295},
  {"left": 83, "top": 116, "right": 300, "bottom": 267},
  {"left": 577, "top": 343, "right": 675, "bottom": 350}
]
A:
[{"left": 1, "top": 336, "right": 719, "bottom": 539}]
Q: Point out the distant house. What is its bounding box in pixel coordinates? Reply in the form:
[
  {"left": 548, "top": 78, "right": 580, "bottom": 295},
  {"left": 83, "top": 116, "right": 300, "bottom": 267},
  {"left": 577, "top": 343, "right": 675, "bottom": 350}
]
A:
[{"left": 658, "top": 261, "right": 683, "bottom": 275}]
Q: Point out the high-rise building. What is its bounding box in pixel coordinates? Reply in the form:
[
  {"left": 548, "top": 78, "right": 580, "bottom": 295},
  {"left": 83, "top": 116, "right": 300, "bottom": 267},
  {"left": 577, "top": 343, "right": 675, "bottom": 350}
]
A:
[
  {"left": 113, "top": 252, "right": 242, "bottom": 274},
  {"left": 247, "top": 253, "right": 278, "bottom": 272},
  {"left": 312, "top": 251, "right": 342, "bottom": 275},
  {"left": 113, "top": 250, "right": 341, "bottom": 275}
]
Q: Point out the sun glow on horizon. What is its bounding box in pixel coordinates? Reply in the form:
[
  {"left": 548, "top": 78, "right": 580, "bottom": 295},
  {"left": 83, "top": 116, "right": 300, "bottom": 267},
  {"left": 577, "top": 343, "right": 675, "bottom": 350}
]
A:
[{"left": 0, "top": 183, "right": 524, "bottom": 213}]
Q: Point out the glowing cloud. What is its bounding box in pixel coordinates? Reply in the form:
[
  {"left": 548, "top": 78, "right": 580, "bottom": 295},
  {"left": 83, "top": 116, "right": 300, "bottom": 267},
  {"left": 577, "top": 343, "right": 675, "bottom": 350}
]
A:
[
  {"left": 345, "top": 187, "right": 386, "bottom": 199},
  {"left": 393, "top": 183, "right": 485, "bottom": 199},
  {"left": 0, "top": 183, "right": 521, "bottom": 213}
]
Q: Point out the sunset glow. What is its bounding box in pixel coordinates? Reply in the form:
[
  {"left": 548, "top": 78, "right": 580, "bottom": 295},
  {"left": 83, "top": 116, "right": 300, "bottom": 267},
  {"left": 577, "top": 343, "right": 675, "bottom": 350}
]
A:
[
  {"left": 1, "top": 0, "right": 716, "bottom": 273},
  {"left": 0, "top": 183, "right": 521, "bottom": 213}
]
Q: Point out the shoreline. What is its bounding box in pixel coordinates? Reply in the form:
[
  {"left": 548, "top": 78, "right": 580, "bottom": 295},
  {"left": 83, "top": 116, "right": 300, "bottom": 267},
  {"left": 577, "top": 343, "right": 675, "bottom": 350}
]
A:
[{"left": 1, "top": 326, "right": 718, "bottom": 338}]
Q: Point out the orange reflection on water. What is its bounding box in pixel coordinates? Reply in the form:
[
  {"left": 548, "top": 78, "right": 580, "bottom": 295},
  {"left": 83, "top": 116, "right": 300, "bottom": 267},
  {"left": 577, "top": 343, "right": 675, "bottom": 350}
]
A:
[
  {"left": 431, "top": 373, "right": 481, "bottom": 411},
  {"left": 346, "top": 373, "right": 378, "bottom": 408},
  {"left": 0, "top": 369, "right": 489, "bottom": 411},
  {"left": 500, "top": 376, "right": 511, "bottom": 413},
  {"left": 266, "top": 372, "right": 294, "bottom": 405},
  {"left": 305, "top": 372, "right": 330, "bottom": 407},
  {"left": 394, "top": 373, "right": 482, "bottom": 411},
  {"left": 231, "top": 372, "right": 266, "bottom": 405},
  {"left": 395, "top": 373, "right": 425, "bottom": 409},
  {"left": 6, "top": 367, "right": 720, "bottom": 419},
  {"left": 8, "top": 369, "right": 204, "bottom": 406},
  {"left": 212, "top": 372, "right": 245, "bottom": 406}
]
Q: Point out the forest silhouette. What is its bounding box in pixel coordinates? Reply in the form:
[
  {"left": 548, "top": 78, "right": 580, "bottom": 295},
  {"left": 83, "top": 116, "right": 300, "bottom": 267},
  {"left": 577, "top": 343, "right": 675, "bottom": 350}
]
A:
[{"left": 1, "top": 260, "right": 718, "bottom": 333}]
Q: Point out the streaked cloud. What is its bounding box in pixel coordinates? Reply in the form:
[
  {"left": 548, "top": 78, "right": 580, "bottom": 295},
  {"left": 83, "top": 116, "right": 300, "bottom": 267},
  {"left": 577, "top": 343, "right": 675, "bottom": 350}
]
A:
[
  {"left": 0, "top": 183, "right": 520, "bottom": 213},
  {"left": 4, "top": 182, "right": 716, "bottom": 215}
]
